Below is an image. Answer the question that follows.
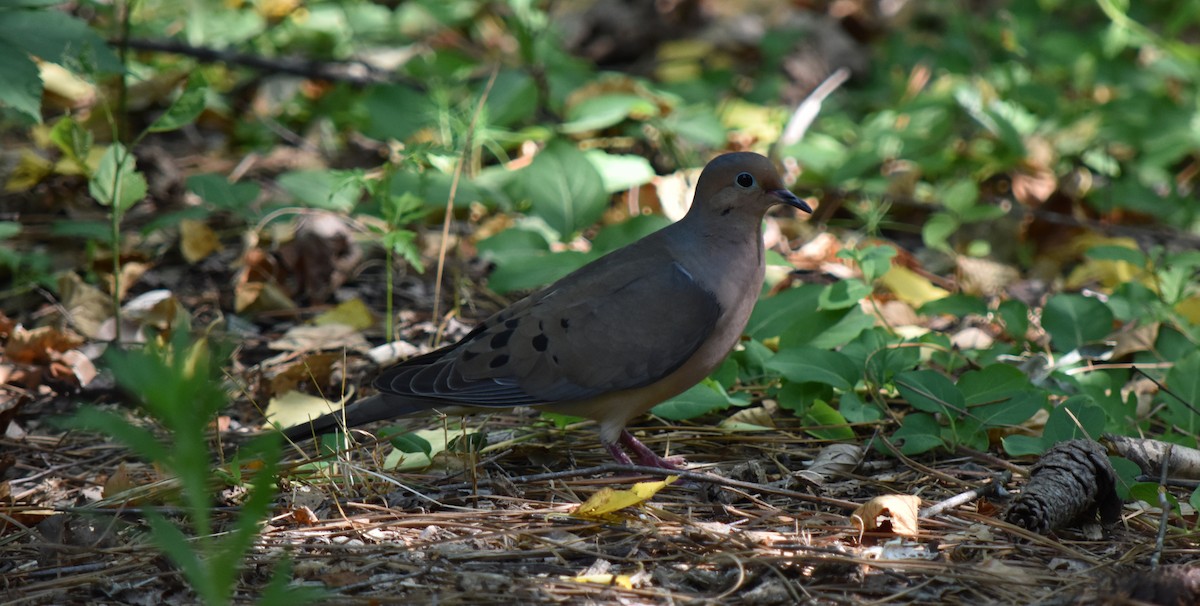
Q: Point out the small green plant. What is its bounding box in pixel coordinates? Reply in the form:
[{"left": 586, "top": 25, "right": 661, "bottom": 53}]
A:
[{"left": 65, "top": 327, "right": 318, "bottom": 606}]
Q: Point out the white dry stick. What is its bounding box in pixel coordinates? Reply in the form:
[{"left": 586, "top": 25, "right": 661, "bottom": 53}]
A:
[{"left": 779, "top": 67, "right": 852, "bottom": 147}]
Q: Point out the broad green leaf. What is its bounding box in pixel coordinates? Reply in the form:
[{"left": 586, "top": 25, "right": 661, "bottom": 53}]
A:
[
  {"left": 818, "top": 279, "right": 871, "bottom": 310},
  {"left": 591, "top": 214, "right": 670, "bottom": 253},
  {"left": 1001, "top": 434, "right": 1045, "bottom": 457},
  {"left": 922, "top": 212, "right": 958, "bottom": 252},
  {"left": 972, "top": 391, "right": 1046, "bottom": 427},
  {"left": 518, "top": 139, "right": 608, "bottom": 239},
  {"left": 277, "top": 170, "right": 360, "bottom": 212},
  {"left": 477, "top": 228, "right": 552, "bottom": 260},
  {"left": 1086, "top": 244, "right": 1146, "bottom": 266},
  {"left": 562, "top": 93, "right": 658, "bottom": 133},
  {"left": 1164, "top": 350, "right": 1200, "bottom": 434},
  {"left": 939, "top": 179, "right": 979, "bottom": 215},
  {"left": 89, "top": 144, "right": 147, "bottom": 215},
  {"left": 486, "top": 250, "right": 594, "bottom": 293},
  {"left": 958, "top": 364, "right": 1031, "bottom": 405},
  {"left": 361, "top": 84, "right": 436, "bottom": 142},
  {"left": 803, "top": 401, "right": 856, "bottom": 441},
  {"left": 855, "top": 245, "right": 897, "bottom": 284},
  {"left": 0, "top": 221, "right": 20, "bottom": 239},
  {"left": 1043, "top": 395, "right": 1106, "bottom": 444},
  {"left": 837, "top": 391, "right": 882, "bottom": 423},
  {"left": 186, "top": 173, "right": 260, "bottom": 211},
  {"left": 919, "top": 293, "right": 988, "bottom": 317},
  {"left": 895, "top": 370, "right": 966, "bottom": 415},
  {"left": 893, "top": 412, "right": 945, "bottom": 454},
  {"left": 747, "top": 284, "right": 822, "bottom": 339},
  {"left": 997, "top": 299, "right": 1029, "bottom": 340},
  {"left": 0, "top": 9, "right": 122, "bottom": 73},
  {"left": 652, "top": 379, "right": 740, "bottom": 421},
  {"left": 483, "top": 69, "right": 536, "bottom": 127},
  {"left": 766, "top": 346, "right": 858, "bottom": 390},
  {"left": 0, "top": 42, "right": 42, "bottom": 123},
  {"left": 806, "top": 308, "right": 875, "bottom": 350},
  {"left": 1042, "top": 293, "right": 1113, "bottom": 352},
  {"left": 148, "top": 73, "right": 207, "bottom": 133},
  {"left": 585, "top": 150, "right": 657, "bottom": 194}
]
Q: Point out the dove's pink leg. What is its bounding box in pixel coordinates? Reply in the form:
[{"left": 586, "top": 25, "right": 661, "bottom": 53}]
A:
[{"left": 619, "top": 430, "right": 684, "bottom": 470}]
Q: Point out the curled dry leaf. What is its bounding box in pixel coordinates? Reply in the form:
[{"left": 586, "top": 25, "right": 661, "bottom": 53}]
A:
[
  {"left": 796, "top": 443, "right": 863, "bottom": 486},
  {"left": 851, "top": 494, "right": 921, "bottom": 537}
]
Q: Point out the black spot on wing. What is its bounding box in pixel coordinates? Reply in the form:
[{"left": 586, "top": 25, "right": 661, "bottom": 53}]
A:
[{"left": 532, "top": 333, "right": 549, "bottom": 352}]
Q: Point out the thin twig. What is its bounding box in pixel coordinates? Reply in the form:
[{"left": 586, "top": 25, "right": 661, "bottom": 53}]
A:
[{"left": 431, "top": 64, "right": 500, "bottom": 343}]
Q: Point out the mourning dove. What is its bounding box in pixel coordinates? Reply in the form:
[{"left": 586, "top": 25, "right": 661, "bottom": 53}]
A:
[{"left": 282, "top": 152, "right": 812, "bottom": 468}]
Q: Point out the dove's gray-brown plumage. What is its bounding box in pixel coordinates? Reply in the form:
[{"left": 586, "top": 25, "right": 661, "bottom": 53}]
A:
[{"left": 282, "top": 152, "right": 812, "bottom": 468}]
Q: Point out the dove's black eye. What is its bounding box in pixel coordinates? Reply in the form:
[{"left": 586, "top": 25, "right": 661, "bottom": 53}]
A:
[{"left": 736, "top": 172, "right": 755, "bottom": 188}]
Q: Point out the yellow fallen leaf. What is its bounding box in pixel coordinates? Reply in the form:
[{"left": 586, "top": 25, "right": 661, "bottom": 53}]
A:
[
  {"left": 180, "top": 219, "right": 221, "bottom": 264},
  {"left": 574, "top": 477, "right": 678, "bottom": 519},
  {"left": 850, "top": 494, "right": 922, "bottom": 537},
  {"left": 1064, "top": 235, "right": 1149, "bottom": 290},
  {"left": 1176, "top": 295, "right": 1200, "bottom": 325},
  {"left": 562, "top": 574, "right": 635, "bottom": 590},
  {"left": 4, "top": 149, "right": 53, "bottom": 193},
  {"left": 265, "top": 390, "right": 350, "bottom": 431},
  {"left": 312, "top": 298, "right": 375, "bottom": 331},
  {"left": 880, "top": 264, "right": 950, "bottom": 308}
]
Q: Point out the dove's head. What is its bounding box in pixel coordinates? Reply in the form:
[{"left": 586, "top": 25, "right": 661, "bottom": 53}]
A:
[{"left": 690, "top": 152, "right": 812, "bottom": 221}]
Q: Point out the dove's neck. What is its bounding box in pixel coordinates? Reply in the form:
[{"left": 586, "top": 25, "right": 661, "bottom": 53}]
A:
[{"left": 668, "top": 210, "right": 768, "bottom": 307}]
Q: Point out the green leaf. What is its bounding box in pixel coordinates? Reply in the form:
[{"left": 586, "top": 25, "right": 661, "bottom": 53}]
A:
[
  {"left": 854, "top": 245, "right": 897, "bottom": 284},
  {"left": 804, "top": 401, "right": 856, "bottom": 441},
  {"left": 972, "top": 391, "right": 1046, "bottom": 427},
  {"left": 148, "top": 73, "right": 207, "bottom": 133},
  {"left": 838, "top": 391, "right": 882, "bottom": 423},
  {"left": 518, "top": 139, "right": 608, "bottom": 239},
  {"left": 89, "top": 143, "right": 147, "bottom": 215},
  {"left": 382, "top": 230, "right": 425, "bottom": 273},
  {"left": 1043, "top": 396, "right": 1106, "bottom": 444},
  {"left": 48, "top": 116, "right": 92, "bottom": 172},
  {"left": 0, "top": 9, "right": 122, "bottom": 73},
  {"left": 818, "top": 279, "right": 871, "bottom": 310},
  {"left": 652, "top": 379, "right": 739, "bottom": 421},
  {"left": 486, "top": 250, "right": 594, "bottom": 293},
  {"left": 483, "top": 69, "right": 536, "bottom": 127},
  {"left": 561, "top": 93, "right": 658, "bottom": 133},
  {"left": 958, "top": 364, "right": 1031, "bottom": 405},
  {"left": 893, "top": 413, "right": 945, "bottom": 454},
  {"left": 0, "top": 39, "right": 43, "bottom": 123},
  {"left": 186, "top": 173, "right": 260, "bottom": 211},
  {"left": 919, "top": 293, "right": 988, "bottom": 317},
  {"left": 361, "top": 84, "right": 436, "bottom": 141},
  {"left": 1163, "top": 350, "right": 1200, "bottom": 434},
  {"left": 1042, "top": 293, "right": 1114, "bottom": 352},
  {"left": 277, "top": 170, "right": 361, "bottom": 212},
  {"left": 1086, "top": 244, "right": 1146, "bottom": 266},
  {"left": 922, "top": 212, "right": 959, "bottom": 252},
  {"left": 895, "top": 370, "right": 966, "bottom": 415},
  {"left": 747, "top": 284, "right": 822, "bottom": 339},
  {"left": 1129, "top": 482, "right": 1179, "bottom": 514},
  {"left": 1001, "top": 434, "right": 1046, "bottom": 457},
  {"left": 0, "top": 221, "right": 21, "bottom": 239},
  {"left": 60, "top": 407, "right": 169, "bottom": 463},
  {"left": 766, "top": 346, "right": 858, "bottom": 390},
  {"left": 591, "top": 214, "right": 670, "bottom": 254},
  {"left": 939, "top": 179, "right": 979, "bottom": 215},
  {"left": 584, "top": 150, "right": 657, "bottom": 194},
  {"left": 997, "top": 299, "right": 1029, "bottom": 341}
]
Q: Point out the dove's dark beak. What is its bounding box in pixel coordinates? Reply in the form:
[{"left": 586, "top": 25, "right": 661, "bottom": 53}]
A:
[{"left": 771, "top": 189, "right": 813, "bottom": 214}]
